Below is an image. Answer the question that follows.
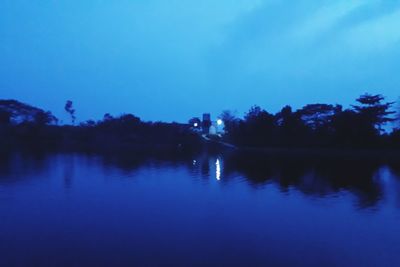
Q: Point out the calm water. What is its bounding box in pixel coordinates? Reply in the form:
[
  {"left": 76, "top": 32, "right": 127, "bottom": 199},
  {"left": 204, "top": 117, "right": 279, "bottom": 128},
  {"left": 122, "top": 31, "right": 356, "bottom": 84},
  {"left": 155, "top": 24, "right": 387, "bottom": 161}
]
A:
[{"left": 1, "top": 151, "right": 400, "bottom": 267}]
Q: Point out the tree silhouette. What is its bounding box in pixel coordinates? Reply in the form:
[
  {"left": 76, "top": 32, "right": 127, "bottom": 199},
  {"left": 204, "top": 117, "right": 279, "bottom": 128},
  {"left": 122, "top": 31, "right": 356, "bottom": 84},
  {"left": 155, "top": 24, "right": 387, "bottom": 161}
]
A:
[
  {"left": 298, "top": 104, "right": 340, "bottom": 130},
  {"left": 2, "top": 94, "right": 400, "bottom": 151},
  {"left": 0, "top": 110, "right": 11, "bottom": 125},
  {"left": 396, "top": 97, "right": 400, "bottom": 129},
  {"left": 64, "top": 100, "right": 76, "bottom": 125},
  {"left": 244, "top": 106, "right": 263, "bottom": 122},
  {"left": 219, "top": 110, "right": 238, "bottom": 133},
  {"left": 243, "top": 106, "right": 276, "bottom": 146},
  {"left": 275, "top": 106, "right": 307, "bottom": 145},
  {"left": 0, "top": 99, "right": 57, "bottom": 125},
  {"left": 220, "top": 110, "right": 236, "bottom": 123},
  {"left": 34, "top": 110, "right": 58, "bottom": 125},
  {"left": 352, "top": 94, "right": 395, "bottom": 133},
  {"left": 103, "top": 113, "right": 113, "bottom": 121}
]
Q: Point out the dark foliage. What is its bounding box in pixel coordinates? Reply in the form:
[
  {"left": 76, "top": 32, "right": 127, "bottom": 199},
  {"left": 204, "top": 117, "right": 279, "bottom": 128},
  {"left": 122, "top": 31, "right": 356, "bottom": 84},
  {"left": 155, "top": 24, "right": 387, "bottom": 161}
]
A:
[
  {"left": 64, "top": 100, "right": 76, "bottom": 125},
  {"left": 0, "top": 100, "right": 200, "bottom": 153},
  {"left": 0, "top": 99, "right": 57, "bottom": 125},
  {"left": 1, "top": 94, "right": 399, "bottom": 154},
  {"left": 223, "top": 94, "right": 398, "bottom": 149}
]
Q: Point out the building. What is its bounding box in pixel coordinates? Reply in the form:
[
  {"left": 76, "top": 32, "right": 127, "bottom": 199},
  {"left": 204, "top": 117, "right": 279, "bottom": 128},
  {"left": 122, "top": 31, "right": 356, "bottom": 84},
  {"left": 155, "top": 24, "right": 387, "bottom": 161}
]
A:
[
  {"left": 202, "top": 113, "right": 211, "bottom": 134},
  {"left": 190, "top": 113, "right": 225, "bottom": 136}
]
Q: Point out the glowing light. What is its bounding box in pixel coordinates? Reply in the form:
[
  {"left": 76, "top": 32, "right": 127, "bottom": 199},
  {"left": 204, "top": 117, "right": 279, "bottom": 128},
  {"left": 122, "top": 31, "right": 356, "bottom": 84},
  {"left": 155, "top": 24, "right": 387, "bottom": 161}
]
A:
[
  {"left": 193, "top": 160, "right": 197, "bottom": 165},
  {"left": 194, "top": 122, "right": 198, "bottom": 127},
  {"left": 217, "top": 119, "right": 223, "bottom": 125},
  {"left": 216, "top": 159, "right": 221, "bottom": 180}
]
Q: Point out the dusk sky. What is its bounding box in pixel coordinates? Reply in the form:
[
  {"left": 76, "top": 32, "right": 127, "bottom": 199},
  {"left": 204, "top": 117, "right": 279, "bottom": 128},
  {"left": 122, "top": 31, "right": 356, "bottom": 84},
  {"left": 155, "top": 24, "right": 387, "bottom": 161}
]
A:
[{"left": 1, "top": 0, "right": 400, "bottom": 123}]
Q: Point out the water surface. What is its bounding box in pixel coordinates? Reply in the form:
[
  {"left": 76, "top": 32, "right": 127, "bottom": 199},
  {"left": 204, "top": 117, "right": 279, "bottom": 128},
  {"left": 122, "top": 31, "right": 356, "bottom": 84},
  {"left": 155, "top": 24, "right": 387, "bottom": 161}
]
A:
[{"left": 1, "top": 151, "right": 400, "bottom": 266}]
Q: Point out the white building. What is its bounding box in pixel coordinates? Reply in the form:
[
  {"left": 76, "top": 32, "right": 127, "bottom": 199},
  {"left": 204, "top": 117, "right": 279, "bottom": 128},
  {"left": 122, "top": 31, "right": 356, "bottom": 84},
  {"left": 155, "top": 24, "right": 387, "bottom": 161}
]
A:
[
  {"left": 209, "top": 119, "right": 225, "bottom": 136},
  {"left": 190, "top": 114, "right": 225, "bottom": 136}
]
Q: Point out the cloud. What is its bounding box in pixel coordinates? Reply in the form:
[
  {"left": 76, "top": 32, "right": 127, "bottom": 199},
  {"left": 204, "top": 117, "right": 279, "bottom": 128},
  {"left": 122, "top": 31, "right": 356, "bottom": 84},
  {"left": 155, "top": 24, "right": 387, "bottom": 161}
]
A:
[
  {"left": 291, "top": 0, "right": 364, "bottom": 42},
  {"left": 204, "top": 0, "right": 400, "bottom": 112},
  {"left": 343, "top": 8, "right": 400, "bottom": 52}
]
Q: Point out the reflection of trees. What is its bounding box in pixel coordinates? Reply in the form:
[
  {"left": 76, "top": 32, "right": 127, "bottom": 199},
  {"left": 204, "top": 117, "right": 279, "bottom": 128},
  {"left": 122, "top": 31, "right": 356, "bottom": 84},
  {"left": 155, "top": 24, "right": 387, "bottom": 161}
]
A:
[
  {"left": 388, "top": 161, "right": 400, "bottom": 178},
  {"left": 221, "top": 152, "right": 387, "bottom": 208},
  {"left": 2, "top": 149, "right": 399, "bottom": 210},
  {"left": 0, "top": 150, "right": 201, "bottom": 188},
  {"left": 63, "top": 156, "right": 75, "bottom": 189},
  {"left": 222, "top": 153, "right": 275, "bottom": 184},
  {"left": 0, "top": 152, "right": 51, "bottom": 185},
  {"left": 313, "top": 160, "right": 383, "bottom": 208},
  {"left": 97, "top": 150, "right": 197, "bottom": 175}
]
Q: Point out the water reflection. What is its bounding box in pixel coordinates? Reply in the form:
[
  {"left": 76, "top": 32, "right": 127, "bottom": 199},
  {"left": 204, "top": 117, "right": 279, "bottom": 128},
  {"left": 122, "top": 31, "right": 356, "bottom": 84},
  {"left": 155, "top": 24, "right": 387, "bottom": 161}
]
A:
[
  {"left": 0, "top": 150, "right": 399, "bottom": 210},
  {"left": 187, "top": 151, "right": 400, "bottom": 209},
  {"left": 63, "top": 157, "right": 74, "bottom": 189},
  {"left": 0, "top": 152, "right": 53, "bottom": 185},
  {"left": 230, "top": 153, "right": 388, "bottom": 209},
  {"left": 1, "top": 150, "right": 400, "bottom": 266},
  {"left": 215, "top": 159, "right": 221, "bottom": 181}
]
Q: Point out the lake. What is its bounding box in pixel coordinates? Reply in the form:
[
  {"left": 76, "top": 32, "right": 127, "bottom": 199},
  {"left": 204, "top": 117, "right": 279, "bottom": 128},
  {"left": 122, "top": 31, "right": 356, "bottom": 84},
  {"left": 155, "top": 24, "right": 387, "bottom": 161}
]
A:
[{"left": 1, "top": 151, "right": 400, "bottom": 266}]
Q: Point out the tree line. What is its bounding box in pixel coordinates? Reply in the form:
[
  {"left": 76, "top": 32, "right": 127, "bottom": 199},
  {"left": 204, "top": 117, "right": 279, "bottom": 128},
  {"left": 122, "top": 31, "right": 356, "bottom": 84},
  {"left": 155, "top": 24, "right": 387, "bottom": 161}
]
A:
[
  {"left": 0, "top": 100, "right": 199, "bottom": 152},
  {"left": 1, "top": 94, "right": 400, "bottom": 153},
  {"left": 220, "top": 94, "right": 400, "bottom": 149}
]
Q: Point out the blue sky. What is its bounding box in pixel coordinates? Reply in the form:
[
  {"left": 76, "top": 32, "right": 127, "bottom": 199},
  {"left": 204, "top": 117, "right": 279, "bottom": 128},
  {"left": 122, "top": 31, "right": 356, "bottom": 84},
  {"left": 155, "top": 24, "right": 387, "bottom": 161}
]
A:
[{"left": 1, "top": 0, "right": 400, "bottom": 123}]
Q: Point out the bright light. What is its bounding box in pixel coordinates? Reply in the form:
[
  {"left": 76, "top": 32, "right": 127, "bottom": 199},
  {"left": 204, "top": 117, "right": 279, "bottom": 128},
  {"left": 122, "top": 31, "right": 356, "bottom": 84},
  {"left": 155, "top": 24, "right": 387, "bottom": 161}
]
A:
[
  {"left": 194, "top": 122, "right": 198, "bottom": 127},
  {"left": 217, "top": 119, "right": 223, "bottom": 125},
  {"left": 216, "top": 159, "right": 221, "bottom": 180}
]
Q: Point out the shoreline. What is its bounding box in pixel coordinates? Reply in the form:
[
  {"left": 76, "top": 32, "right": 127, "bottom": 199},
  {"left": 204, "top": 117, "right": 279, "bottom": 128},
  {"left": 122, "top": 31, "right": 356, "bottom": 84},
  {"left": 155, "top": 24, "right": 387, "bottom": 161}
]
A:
[{"left": 203, "top": 138, "right": 400, "bottom": 160}]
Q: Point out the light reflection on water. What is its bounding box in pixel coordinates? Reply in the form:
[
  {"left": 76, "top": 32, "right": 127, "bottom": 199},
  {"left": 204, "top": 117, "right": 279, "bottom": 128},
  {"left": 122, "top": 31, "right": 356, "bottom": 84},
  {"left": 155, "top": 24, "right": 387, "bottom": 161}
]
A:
[
  {"left": 0, "top": 151, "right": 400, "bottom": 266},
  {"left": 216, "top": 159, "right": 221, "bottom": 181}
]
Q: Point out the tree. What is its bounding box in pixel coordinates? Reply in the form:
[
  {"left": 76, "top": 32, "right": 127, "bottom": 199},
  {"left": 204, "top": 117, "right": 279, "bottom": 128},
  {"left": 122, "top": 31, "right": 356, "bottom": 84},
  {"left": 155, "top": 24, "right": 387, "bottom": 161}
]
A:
[
  {"left": 103, "top": 113, "right": 113, "bottom": 121},
  {"left": 245, "top": 106, "right": 263, "bottom": 122},
  {"left": 331, "top": 109, "right": 362, "bottom": 146},
  {"left": 220, "top": 110, "right": 236, "bottom": 123},
  {"left": 275, "top": 106, "right": 307, "bottom": 145},
  {"left": 0, "top": 99, "right": 57, "bottom": 125},
  {"left": 65, "top": 100, "right": 76, "bottom": 124},
  {"left": 298, "top": 104, "right": 341, "bottom": 130},
  {"left": 0, "top": 110, "right": 11, "bottom": 125},
  {"left": 243, "top": 106, "right": 276, "bottom": 146},
  {"left": 352, "top": 94, "right": 395, "bottom": 133},
  {"left": 220, "top": 110, "right": 238, "bottom": 133},
  {"left": 396, "top": 97, "right": 400, "bottom": 129},
  {"left": 34, "top": 110, "right": 58, "bottom": 125},
  {"left": 80, "top": 120, "right": 96, "bottom": 127},
  {"left": 275, "top": 106, "right": 304, "bottom": 128},
  {"left": 119, "top": 114, "right": 141, "bottom": 125}
]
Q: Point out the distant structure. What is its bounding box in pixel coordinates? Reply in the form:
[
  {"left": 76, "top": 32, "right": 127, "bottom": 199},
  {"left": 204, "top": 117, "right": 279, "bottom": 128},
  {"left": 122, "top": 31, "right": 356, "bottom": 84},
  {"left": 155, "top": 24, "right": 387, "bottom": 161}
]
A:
[
  {"left": 190, "top": 113, "right": 225, "bottom": 136},
  {"left": 202, "top": 113, "right": 211, "bottom": 134}
]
